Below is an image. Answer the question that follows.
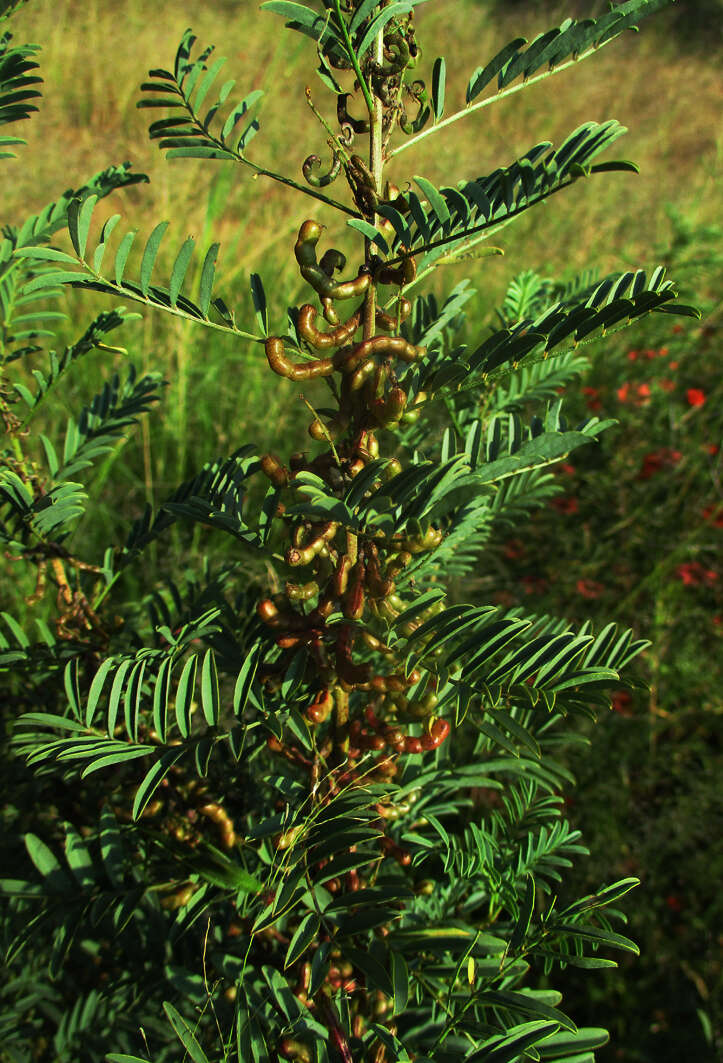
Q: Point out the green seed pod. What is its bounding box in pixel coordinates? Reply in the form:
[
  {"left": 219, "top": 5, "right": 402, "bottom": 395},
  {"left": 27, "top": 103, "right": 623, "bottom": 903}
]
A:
[
  {"left": 285, "top": 580, "right": 319, "bottom": 602},
  {"left": 337, "top": 93, "right": 370, "bottom": 134},
  {"left": 302, "top": 151, "right": 342, "bottom": 188}
]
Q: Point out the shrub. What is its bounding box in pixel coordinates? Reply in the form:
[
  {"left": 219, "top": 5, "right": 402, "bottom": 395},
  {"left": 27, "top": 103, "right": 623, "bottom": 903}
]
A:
[{"left": 0, "top": 1, "right": 698, "bottom": 1060}]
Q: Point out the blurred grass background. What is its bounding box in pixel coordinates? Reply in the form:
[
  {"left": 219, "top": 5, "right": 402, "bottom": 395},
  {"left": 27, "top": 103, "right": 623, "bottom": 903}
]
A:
[
  {"left": 5, "top": 0, "right": 720, "bottom": 495},
  {"left": 3, "top": 0, "right": 721, "bottom": 1060}
]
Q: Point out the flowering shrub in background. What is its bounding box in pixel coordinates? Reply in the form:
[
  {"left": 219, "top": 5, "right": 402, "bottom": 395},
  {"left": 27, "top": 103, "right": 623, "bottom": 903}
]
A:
[{"left": 492, "top": 228, "right": 721, "bottom": 1061}]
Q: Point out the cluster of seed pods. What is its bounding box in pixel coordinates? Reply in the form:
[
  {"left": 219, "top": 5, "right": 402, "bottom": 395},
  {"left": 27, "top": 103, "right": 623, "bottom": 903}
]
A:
[{"left": 257, "top": 218, "right": 452, "bottom": 782}]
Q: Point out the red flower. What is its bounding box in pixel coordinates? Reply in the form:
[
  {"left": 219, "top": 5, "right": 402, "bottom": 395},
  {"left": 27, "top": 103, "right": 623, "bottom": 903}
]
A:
[
  {"left": 658, "top": 378, "right": 675, "bottom": 392},
  {"left": 637, "top": 449, "right": 681, "bottom": 480},
  {"left": 559, "top": 463, "right": 576, "bottom": 476},
  {"left": 627, "top": 350, "right": 639, "bottom": 361},
  {"left": 581, "top": 386, "right": 602, "bottom": 411},
  {"left": 635, "top": 383, "right": 651, "bottom": 405},
  {"left": 666, "top": 895, "right": 683, "bottom": 912},
  {"left": 705, "top": 444, "right": 719, "bottom": 457},
  {"left": 503, "top": 538, "right": 525, "bottom": 560},
  {"left": 576, "top": 578, "right": 604, "bottom": 599},
  {"left": 672, "top": 324, "right": 684, "bottom": 335},
  {"left": 676, "top": 562, "right": 718, "bottom": 586},
  {"left": 687, "top": 388, "right": 706, "bottom": 407},
  {"left": 668, "top": 360, "right": 679, "bottom": 370},
  {"left": 702, "top": 505, "right": 723, "bottom": 528},
  {"left": 616, "top": 382, "right": 630, "bottom": 402},
  {"left": 551, "top": 496, "right": 579, "bottom": 514},
  {"left": 611, "top": 691, "right": 633, "bottom": 716},
  {"left": 644, "top": 348, "right": 658, "bottom": 360},
  {"left": 521, "top": 576, "right": 547, "bottom": 595}
]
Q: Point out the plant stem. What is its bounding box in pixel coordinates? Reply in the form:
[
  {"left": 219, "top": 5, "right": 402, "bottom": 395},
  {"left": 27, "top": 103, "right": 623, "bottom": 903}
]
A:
[{"left": 362, "top": 21, "right": 385, "bottom": 343}]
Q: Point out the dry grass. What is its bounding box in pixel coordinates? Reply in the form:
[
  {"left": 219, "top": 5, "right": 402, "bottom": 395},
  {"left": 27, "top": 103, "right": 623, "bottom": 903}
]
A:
[{"left": 5, "top": 0, "right": 721, "bottom": 522}]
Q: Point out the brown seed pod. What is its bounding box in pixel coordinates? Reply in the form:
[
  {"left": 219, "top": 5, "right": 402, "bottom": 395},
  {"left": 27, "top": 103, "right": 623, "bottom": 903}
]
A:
[
  {"left": 308, "top": 412, "right": 348, "bottom": 442},
  {"left": 375, "top": 297, "right": 412, "bottom": 332},
  {"left": 199, "top": 803, "right": 237, "bottom": 849},
  {"left": 334, "top": 554, "right": 352, "bottom": 597},
  {"left": 343, "top": 564, "right": 366, "bottom": 620},
  {"left": 265, "top": 337, "right": 335, "bottom": 382},
  {"left": 260, "top": 452, "right": 290, "bottom": 487},
  {"left": 349, "top": 357, "right": 376, "bottom": 393},
  {"left": 297, "top": 303, "right": 361, "bottom": 350},
  {"left": 420, "top": 717, "right": 451, "bottom": 751},
  {"left": 372, "top": 386, "right": 408, "bottom": 427},
  {"left": 294, "top": 220, "right": 371, "bottom": 301},
  {"left": 306, "top": 688, "right": 334, "bottom": 724},
  {"left": 337, "top": 335, "right": 425, "bottom": 374},
  {"left": 374, "top": 250, "right": 417, "bottom": 287}
]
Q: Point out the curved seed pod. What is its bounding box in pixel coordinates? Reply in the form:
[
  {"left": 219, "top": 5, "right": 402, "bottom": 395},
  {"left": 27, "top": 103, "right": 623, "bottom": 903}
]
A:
[
  {"left": 302, "top": 151, "right": 342, "bottom": 188},
  {"left": 337, "top": 335, "right": 424, "bottom": 373},
  {"left": 399, "top": 81, "right": 429, "bottom": 135},
  {"left": 297, "top": 303, "right": 361, "bottom": 350},
  {"left": 334, "top": 554, "right": 352, "bottom": 597},
  {"left": 286, "top": 521, "right": 338, "bottom": 566},
  {"left": 402, "top": 526, "right": 443, "bottom": 553},
  {"left": 365, "top": 562, "right": 395, "bottom": 602},
  {"left": 343, "top": 564, "right": 365, "bottom": 620},
  {"left": 337, "top": 93, "right": 370, "bottom": 134},
  {"left": 285, "top": 580, "right": 319, "bottom": 602},
  {"left": 375, "top": 297, "right": 412, "bottom": 332},
  {"left": 375, "top": 251, "right": 417, "bottom": 287},
  {"left": 275, "top": 826, "right": 303, "bottom": 851},
  {"left": 265, "top": 337, "right": 335, "bottom": 381},
  {"left": 380, "top": 31, "right": 411, "bottom": 74},
  {"left": 199, "top": 803, "right": 237, "bottom": 848},
  {"left": 308, "top": 412, "right": 348, "bottom": 441},
  {"left": 381, "top": 836, "right": 412, "bottom": 866},
  {"left": 421, "top": 717, "right": 451, "bottom": 750},
  {"left": 373, "top": 386, "right": 408, "bottom": 427},
  {"left": 294, "top": 221, "right": 371, "bottom": 300},
  {"left": 160, "top": 884, "right": 196, "bottom": 910},
  {"left": 289, "top": 451, "right": 307, "bottom": 471},
  {"left": 257, "top": 599, "right": 282, "bottom": 627},
  {"left": 361, "top": 630, "right": 393, "bottom": 654},
  {"left": 260, "top": 453, "right": 289, "bottom": 487},
  {"left": 335, "top": 627, "right": 372, "bottom": 688},
  {"left": 306, "top": 688, "right": 334, "bottom": 724},
  {"left": 318, "top": 248, "right": 346, "bottom": 276},
  {"left": 353, "top": 429, "right": 379, "bottom": 460},
  {"left": 384, "top": 458, "right": 403, "bottom": 481},
  {"left": 349, "top": 357, "right": 376, "bottom": 392},
  {"left": 321, "top": 296, "right": 340, "bottom": 326}
]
